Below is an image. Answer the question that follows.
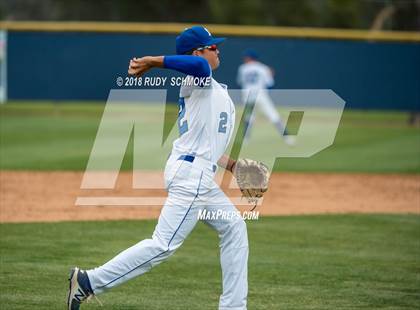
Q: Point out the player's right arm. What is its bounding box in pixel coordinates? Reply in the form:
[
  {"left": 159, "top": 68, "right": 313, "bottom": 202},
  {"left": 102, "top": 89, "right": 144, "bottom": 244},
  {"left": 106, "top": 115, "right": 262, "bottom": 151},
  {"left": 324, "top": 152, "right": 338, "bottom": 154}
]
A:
[
  {"left": 128, "top": 55, "right": 211, "bottom": 78},
  {"left": 218, "top": 154, "right": 237, "bottom": 173}
]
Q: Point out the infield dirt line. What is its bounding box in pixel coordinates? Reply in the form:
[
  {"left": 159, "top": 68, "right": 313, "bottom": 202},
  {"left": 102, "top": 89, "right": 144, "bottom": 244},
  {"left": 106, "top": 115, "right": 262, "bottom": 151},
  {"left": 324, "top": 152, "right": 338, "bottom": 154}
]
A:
[{"left": 0, "top": 171, "right": 419, "bottom": 223}]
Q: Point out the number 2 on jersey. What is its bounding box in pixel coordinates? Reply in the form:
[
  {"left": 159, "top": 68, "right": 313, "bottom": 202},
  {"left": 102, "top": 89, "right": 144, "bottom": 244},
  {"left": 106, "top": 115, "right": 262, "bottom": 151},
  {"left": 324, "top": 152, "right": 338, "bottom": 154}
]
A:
[
  {"left": 218, "top": 112, "right": 228, "bottom": 133},
  {"left": 178, "top": 100, "right": 227, "bottom": 136},
  {"left": 178, "top": 98, "right": 188, "bottom": 136}
]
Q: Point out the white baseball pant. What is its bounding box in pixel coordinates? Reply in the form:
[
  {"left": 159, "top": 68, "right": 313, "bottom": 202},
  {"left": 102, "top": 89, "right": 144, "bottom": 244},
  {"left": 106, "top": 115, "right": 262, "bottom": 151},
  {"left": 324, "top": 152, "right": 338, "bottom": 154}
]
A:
[{"left": 86, "top": 154, "right": 249, "bottom": 310}]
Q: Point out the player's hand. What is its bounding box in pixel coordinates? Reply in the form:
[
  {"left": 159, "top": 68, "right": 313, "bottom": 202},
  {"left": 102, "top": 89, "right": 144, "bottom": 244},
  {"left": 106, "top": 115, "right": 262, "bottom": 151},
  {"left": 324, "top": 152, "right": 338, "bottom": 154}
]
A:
[
  {"left": 128, "top": 57, "right": 152, "bottom": 77},
  {"left": 128, "top": 56, "right": 163, "bottom": 77}
]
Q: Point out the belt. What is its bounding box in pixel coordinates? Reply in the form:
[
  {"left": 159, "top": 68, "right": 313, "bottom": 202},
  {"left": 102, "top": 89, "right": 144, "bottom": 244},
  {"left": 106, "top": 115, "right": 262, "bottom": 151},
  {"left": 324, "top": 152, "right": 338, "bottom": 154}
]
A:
[{"left": 178, "top": 155, "right": 217, "bottom": 173}]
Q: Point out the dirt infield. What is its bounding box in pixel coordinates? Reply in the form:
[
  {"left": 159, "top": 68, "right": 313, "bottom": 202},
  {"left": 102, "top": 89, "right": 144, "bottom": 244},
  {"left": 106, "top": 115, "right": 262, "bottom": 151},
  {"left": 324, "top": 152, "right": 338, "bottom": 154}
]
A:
[{"left": 0, "top": 171, "right": 419, "bottom": 223}]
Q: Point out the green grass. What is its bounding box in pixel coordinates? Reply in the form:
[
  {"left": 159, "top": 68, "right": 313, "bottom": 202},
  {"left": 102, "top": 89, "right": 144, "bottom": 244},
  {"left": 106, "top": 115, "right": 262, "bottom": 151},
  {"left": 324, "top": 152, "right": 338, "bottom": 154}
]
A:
[
  {"left": 0, "top": 214, "right": 419, "bottom": 309},
  {"left": 0, "top": 102, "right": 419, "bottom": 173}
]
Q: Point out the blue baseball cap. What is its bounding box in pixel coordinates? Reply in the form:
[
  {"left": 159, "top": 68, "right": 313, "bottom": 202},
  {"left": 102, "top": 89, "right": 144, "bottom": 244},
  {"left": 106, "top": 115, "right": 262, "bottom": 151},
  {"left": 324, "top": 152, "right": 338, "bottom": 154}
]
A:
[
  {"left": 242, "top": 49, "right": 259, "bottom": 59},
  {"left": 176, "top": 26, "right": 226, "bottom": 55}
]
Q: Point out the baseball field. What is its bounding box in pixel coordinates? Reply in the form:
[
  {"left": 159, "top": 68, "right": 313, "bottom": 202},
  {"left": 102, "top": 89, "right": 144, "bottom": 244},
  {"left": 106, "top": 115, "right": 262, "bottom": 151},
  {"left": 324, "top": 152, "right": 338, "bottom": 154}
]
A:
[{"left": 0, "top": 102, "right": 419, "bottom": 309}]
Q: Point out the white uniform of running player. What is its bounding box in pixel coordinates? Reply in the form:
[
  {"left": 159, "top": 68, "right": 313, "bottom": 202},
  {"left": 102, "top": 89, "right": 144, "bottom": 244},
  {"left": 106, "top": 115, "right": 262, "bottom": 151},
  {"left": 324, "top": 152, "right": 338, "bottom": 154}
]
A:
[
  {"left": 85, "top": 75, "right": 249, "bottom": 310},
  {"left": 237, "top": 51, "right": 292, "bottom": 143}
]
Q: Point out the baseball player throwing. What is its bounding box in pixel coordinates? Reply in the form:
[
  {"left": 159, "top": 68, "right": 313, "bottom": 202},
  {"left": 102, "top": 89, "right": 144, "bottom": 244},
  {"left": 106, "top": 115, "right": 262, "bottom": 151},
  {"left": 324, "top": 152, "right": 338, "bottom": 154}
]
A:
[
  {"left": 237, "top": 49, "right": 295, "bottom": 145},
  {"left": 67, "top": 26, "right": 269, "bottom": 310}
]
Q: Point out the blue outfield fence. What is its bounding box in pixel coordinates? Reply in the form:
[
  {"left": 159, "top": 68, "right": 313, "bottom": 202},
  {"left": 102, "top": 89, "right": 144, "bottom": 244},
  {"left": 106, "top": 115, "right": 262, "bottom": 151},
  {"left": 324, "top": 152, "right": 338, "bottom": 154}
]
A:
[{"left": 5, "top": 27, "right": 420, "bottom": 110}]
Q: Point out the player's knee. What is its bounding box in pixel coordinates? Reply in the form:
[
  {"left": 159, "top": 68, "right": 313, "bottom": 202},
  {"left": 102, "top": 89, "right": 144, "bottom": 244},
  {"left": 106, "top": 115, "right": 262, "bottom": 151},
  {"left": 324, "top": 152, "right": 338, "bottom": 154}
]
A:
[
  {"left": 152, "top": 235, "right": 184, "bottom": 256},
  {"left": 151, "top": 235, "right": 170, "bottom": 253}
]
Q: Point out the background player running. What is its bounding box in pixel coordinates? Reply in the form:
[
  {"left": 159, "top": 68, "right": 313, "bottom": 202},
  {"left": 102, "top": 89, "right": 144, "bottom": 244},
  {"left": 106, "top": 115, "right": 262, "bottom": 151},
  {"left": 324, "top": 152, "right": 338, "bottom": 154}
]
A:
[
  {"left": 67, "top": 26, "right": 249, "bottom": 310},
  {"left": 237, "top": 49, "right": 295, "bottom": 145}
]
